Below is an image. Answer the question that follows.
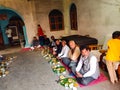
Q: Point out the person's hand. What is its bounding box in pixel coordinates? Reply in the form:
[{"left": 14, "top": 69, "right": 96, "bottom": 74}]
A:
[
  {"left": 76, "top": 72, "right": 83, "bottom": 78},
  {"left": 56, "top": 56, "right": 60, "bottom": 59},
  {"left": 53, "top": 51, "right": 56, "bottom": 55}
]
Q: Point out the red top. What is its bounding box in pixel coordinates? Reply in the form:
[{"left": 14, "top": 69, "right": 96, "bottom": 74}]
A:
[{"left": 38, "top": 27, "right": 44, "bottom": 36}]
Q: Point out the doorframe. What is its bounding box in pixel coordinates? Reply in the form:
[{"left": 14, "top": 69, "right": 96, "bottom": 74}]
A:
[{"left": 0, "top": 6, "right": 29, "bottom": 48}]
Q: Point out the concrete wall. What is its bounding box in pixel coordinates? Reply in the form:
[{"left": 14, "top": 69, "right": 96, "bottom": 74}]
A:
[
  {"left": 35, "top": 0, "right": 120, "bottom": 44},
  {"left": 0, "top": 0, "right": 37, "bottom": 45},
  {"left": 34, "top": 0, "right": 65, "bottom": 39},
  {"left": 1, "top": 0, "right": 120, "bottom": 45},
  {"left": 74, "top": 0, "right": 120, "bottom": 44}
]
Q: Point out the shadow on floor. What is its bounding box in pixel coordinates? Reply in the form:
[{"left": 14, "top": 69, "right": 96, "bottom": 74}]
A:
[{"left": 0, "top": 45, "right": 21, "bottom": 55}]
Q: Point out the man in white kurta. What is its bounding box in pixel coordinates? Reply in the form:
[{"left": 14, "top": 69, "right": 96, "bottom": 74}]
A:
[
  {"left": 75, "top": 45, "right": 100, "bottom": 85},
  {"left": 57, "top": 40, "right": 70, "bottom": 59},
  {"left": 6, "top": 27, "right": 13, "bottom": 45}
]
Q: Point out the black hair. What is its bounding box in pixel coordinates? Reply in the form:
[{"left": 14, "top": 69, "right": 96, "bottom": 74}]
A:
[
  {"left": 112, "top": 31, "right": 120, "bottom": 39},
  {"left": 51, "top": 35, "right": 55, "bottom": 39},
  {"left": 38, "top": 24, "right": 40, "bottom": 27},
  {"left": 80, "top": 45, "right": 90, "bottom": 51},
  {"left": 55, "top": 39, "right": 59, "bottom": 42}
]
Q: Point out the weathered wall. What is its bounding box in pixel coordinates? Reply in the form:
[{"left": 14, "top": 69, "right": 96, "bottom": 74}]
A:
[
  {"left": 0, "top": 0, "right": 37, "bottom": 45},
  {"left": 34, "top": 0, "right": 66, "bottom": 39},
  {"left": 1, "top": 0, "right": 120, "bottom": 45},
  {"left": 74, "top": 0, "right": 120, "bottom": 44}
]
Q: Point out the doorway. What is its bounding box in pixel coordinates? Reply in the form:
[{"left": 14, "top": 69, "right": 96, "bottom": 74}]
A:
[
  {"left": 8, "top": 16, "right": 25, "bottom": 47},
  {"left": 0, "top": 8, "right": 27, "bottom": 50}
]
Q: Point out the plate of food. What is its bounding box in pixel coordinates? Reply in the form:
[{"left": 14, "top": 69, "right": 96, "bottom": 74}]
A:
[
  {"left": 52, "top": 65, "right": 66, "bottom": 74},
  {"left": 49, "top": 58, "right": 60, "bottom": 65},
  {"left": 59, "top": 76, "right": 78, "bottom": 88}
]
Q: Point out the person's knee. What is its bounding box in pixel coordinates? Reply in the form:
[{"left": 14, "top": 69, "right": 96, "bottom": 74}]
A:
[
  {"left": 80, "top": 80, "right": 89, "bottom": 86},
  {"left": 71, "top": 66, "right": 76, "bottom": 74},
  {"left": 76, "top": 78, "right": 89, "bottom": 86},
  {"left": 62, "top": 58, "right": 70, "bottom": 66}
]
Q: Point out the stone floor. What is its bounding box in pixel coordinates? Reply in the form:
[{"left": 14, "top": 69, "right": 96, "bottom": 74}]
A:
[
  {"left": 0, "top": 45, "right": 21, "bottom": 55},
  {"left": 0, "top": 49, "right": 120, "bottom": 90}
]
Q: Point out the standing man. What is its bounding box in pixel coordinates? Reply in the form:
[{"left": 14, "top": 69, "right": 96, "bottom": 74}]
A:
[
  {"left": 105, "top": 31, "right": 120, "bottom": 84},
  {"left": 6, "top": 26, "right": 13, "bottom": 46},
  {"left": 37, "top": 24, "right": 44, "bottom": 46}
]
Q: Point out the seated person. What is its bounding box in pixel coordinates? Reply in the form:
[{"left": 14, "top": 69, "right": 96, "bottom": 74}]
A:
[
  {"left": 57, "top": 40, "right": 70, "bottom": 59},
  {"left": 62, "top": 40, "right": 80, "bottom": 74},
  {"left": 50, "top": 35, "right": 56, "bottom": 48},
  {"left": 75, "top": 45, "right": 100, "bottom": 86},
  {"left": 52, "top": 39, "right": 62, "bottom": 56},
  {"left": 31, "top": 36, "right": 41, "bottom": 50},
  {"left": 0, "top": 55, "right": 4, "bottom": 62},
  {"left": 44, "top": 35, "right": 50, "bottom": 46}
]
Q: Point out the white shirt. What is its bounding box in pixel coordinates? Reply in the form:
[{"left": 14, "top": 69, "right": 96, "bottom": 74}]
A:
[
  {"left": 6, "top": 29, "right": 12, "bottom": 37},
  {"left": 76, "top": 55, "right": 97, "bottom": 77},
  {"left": 58, "top": 45, "right": 70, "bottom": 58}
]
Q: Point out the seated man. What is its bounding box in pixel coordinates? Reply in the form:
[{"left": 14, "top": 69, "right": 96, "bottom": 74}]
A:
[
  {"left": 52, "top": 39, "right": 62, "bottom": 56},
  {"left": 0, "top": 55, "right": 4, "bottom": 62},
  {"left": 31, "top": 36, "right": 41, "bottom": 50},
  {"left": 75, "top": 45, "right": 100, "bottom": 86},
  {"left": 44, "top": 35, "right": 50, "bottom": 46},
  {"left": 62, "top": 40, "right": 80, "bottom": 74},
  {"left": 50, "top": 35, "right": 56, "bottom": 48},
  {"left": 57, "top": 40, "right": 70, "bottom": 59}
]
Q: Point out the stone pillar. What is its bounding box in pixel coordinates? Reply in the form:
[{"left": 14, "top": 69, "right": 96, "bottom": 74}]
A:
[
  {"left": 63, "top": 0, "right": 71, "bottom": 36},
  {"left": 23, "top": 26, "right": 30, "bottom": 47}
]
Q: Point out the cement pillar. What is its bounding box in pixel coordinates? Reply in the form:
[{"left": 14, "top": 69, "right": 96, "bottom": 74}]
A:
[
  {"left": 63, "top": 0, "right": 71, "bottom": 35},
  {"left": 23, "top": 26, "right": 30, "bottom": 47}
]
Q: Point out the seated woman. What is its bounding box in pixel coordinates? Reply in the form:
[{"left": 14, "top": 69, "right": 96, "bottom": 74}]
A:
[
  {"left": 30, "top": 36, "right": 41, "bottom": 50},
  {"left": 57, "top": 40, "right": 70, "bottom": 59},
  {"left": 75, "top": 45, "right": 100, "bottom": 86}
]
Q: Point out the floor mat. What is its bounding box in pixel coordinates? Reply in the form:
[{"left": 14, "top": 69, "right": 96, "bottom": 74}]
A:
[
  {"left": 20, "top": 48, "right": 31, "bottom": 52},
  {"left": 60, "top": 60, "right": 108, "bottom": 87},
  {"left": 79, "top": 72, "right": 108, "bottom": 87}
]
